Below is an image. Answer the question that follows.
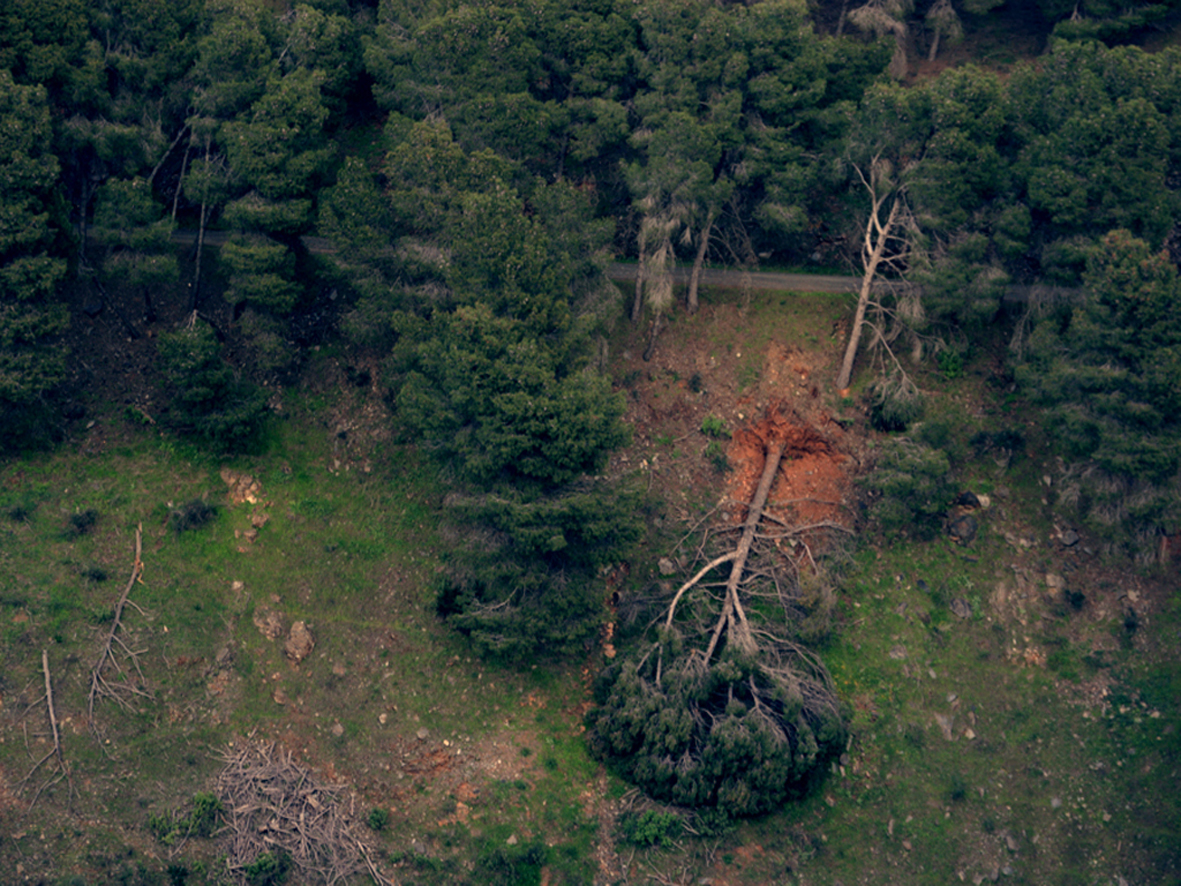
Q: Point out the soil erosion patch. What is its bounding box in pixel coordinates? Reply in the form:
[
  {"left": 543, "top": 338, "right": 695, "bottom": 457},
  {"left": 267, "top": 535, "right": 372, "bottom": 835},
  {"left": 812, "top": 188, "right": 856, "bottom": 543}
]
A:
[{"left": 724, "top": 401, "right": 854, "bottom": 541}]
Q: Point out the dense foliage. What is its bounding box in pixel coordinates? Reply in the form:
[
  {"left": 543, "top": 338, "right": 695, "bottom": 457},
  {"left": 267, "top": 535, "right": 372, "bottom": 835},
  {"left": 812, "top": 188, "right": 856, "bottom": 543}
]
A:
[
  {"left": 589, "top": 643, "right": 847, "bottom": 817},
  {"left": 1019, "top": 230, "right": 1181, "bottom": 553}
]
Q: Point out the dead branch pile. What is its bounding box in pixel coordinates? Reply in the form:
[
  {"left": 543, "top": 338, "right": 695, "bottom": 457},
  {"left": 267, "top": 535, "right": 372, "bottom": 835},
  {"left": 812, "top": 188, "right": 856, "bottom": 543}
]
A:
[
  {"left": 588, "top": 405, "right": 851, "bottom": 817},
  {"left": 216, "top": 742, "right": 389, "bottom": 886}
]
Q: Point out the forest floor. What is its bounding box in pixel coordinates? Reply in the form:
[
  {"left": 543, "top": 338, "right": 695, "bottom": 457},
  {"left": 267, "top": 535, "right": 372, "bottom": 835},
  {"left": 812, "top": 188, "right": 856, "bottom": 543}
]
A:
[{"left": 1, "top": 277, "right": 1178, "bottom": 886}]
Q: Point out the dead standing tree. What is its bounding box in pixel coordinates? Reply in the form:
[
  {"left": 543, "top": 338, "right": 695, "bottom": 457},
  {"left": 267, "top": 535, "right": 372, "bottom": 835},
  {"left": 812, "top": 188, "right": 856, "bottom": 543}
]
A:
[
  {"left": 589, "top": 406, "right": 851, "bottom": 816},
  {"left": 835, "top": 153, "right": 920, "bottom": 392}
]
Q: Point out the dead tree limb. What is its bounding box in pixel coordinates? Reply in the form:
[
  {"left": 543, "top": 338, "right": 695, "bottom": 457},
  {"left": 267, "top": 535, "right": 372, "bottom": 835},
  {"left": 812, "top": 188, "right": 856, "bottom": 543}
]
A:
[
  {"left": 18, "top": 651, "right": 74, "bottom": 809},
  {"left": 89, "top": 524, "right": 151, "bottom": 732}
]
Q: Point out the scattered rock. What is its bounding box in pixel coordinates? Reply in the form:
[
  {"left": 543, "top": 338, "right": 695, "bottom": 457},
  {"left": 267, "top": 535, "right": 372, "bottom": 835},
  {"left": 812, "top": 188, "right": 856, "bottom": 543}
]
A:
[
  {"left": 284, "top": 620, "right": 314, "bottom": 664},
  {"left": 964, "top": 728, "right": 976, "bottom": 740},
  {"left": 506, "top": 834, "right": 518, "bottom": 846},
  {"left": 934, "top": 713, "right": 955, "bottom": 740},
  {"left": 1056, "top": 526, "right": 1080, "bottom": 546},
  {"left": 250, "top": 510, "right": 270, "bottom": 529},
  {"left": 948, "top": 514, "right": 978, "bottom": 545},
  {"left": 1005, "top": 834, "right": 1019, "bottom": 852},
  {"left": 1003, "top": 531, "right": 1034, "bottom": 550},
  {"left": 951, "top": 598, "right": 973, "bottom": 619},
  {"left": 1045, "top": 573, "right": 1066, "bottom": 591},
  {"left": 416, "top": 727, "right": 429, "bottom": 741},
  {"left": 253, "top": 606, "right": 285, "bottom": 640},
  {"left": 331, "top": 722, "right": 344, "bottom": 737},
  {"left": 658, "top": 557, "right": 676, "bottom": 576},
  {"left": 221, "top": 467, "right": 263, "bottom": 504}
]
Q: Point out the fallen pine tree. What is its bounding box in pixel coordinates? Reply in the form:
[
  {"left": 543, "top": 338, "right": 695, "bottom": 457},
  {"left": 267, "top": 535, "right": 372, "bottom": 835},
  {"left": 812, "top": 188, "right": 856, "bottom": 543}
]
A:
[{"left": 588, "top": 405, "right": 852, "bottom": 817}]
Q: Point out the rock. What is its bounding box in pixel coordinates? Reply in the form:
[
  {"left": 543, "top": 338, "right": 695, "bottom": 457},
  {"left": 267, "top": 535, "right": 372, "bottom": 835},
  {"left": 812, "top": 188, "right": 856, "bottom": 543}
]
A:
[
  {"left": 658, "top": 557, "right": 676, "bottom": 576},
  {"left": 934, "top": 713, "right": 955, "bottom": 740},
  {"left": 506, "top": 834, "right": 518, "bottom": 845},
  {"left": 1045, "top": 573, "right": 1066, "bottom": 591},
  {"left": 1051, "top": 797, "right": 1062, "bottom": 809},
  {"left": 902, "top": 839, "right": 912, "bottom": 851},
  {"left": 1005, "top": 834, "right": 1019, "bottom": 852},
  {"left": 416, "top": 727, "right": 429, "bottom": 741},
  {"left": 976, "top": 494, "right": 991, "bottom": 509},
  {"left": 220, "top": 468, "right": 263, "bottom": 504},
  {"left": 332, "top": 662, "right": 346, "bottom": 676},
  {"left": 964, "top": 728, "right": 976, "bottom": 740},
  {"left": 411, "top": 839, "right": 427, "bottom": 855},
  {"left": 948, "top": 514, "right": 978, "bottom": 545},
  {"left": 888, "top": 646, "right": 907, "bottom": 660},
  {"left": 252, "top": 606, "right": 285, "bottom": 640},
  {"left": 956, "top": 491, "right": 981, "bottom": 509},
  {"left": 284, "top": 621, "right": 314, "bottom": 664},
  {"left": 331, "top": 722, "right": 344, "bottom": 737},
  {"left": 951, "top": 598, "right": 973, "bottom": 619},
  {"left": 272, "top": 688, "right": 289, "bottom": 705},
  {"left": 82, "top": 298, "right": 104, "bottom": 318}
]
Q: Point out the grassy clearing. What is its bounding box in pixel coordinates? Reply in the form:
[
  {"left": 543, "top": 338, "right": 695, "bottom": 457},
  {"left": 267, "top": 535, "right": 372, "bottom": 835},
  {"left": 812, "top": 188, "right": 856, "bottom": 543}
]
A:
[{"left": 2, "top": 301, "right": 1178, "bottom": 886}]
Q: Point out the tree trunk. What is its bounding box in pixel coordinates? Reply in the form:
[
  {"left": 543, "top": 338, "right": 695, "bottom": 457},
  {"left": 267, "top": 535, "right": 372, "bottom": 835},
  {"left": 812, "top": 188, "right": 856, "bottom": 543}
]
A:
[
  {"left": 642, "top": 311, "right": 662, "bottom": 361},
  {"left": 704, "top": 436, "right": 787, "bottom": 662},
  {"left": 631, "top": 241, "right": 646, "bottom": 323},
  {"left": 836, "top": 196, "right": 901, "bottom": 391},
  {"left": 190, "top": 138, "right": 211, "bottom": 312},
  {"left": 928, "top": 27, "right": 941, "bottom": 62},
  {"left": 687, "top": 209, "right": 715, "bottom": 315}
]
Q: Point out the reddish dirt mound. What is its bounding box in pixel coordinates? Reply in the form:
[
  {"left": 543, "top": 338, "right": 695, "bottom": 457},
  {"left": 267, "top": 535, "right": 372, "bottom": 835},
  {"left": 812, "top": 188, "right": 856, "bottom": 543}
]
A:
[{"left": 725, "top": 402, "right": 853, "bottom": 533}]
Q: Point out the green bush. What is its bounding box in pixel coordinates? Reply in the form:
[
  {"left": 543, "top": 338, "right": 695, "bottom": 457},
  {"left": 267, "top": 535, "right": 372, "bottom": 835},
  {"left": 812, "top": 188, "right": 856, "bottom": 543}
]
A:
[
  {"left": 169, "top": 499, "right": 218, "bottom": 534},
  {"left": 366, "top": 807, "right": 389, "bottom": 831},
  {"left": 704, "top": 440, "right": 731, "bottom": 473},
  {"left": 862, "top": 437, "right": 955, "bottom": 540},
  {"left": 700, "top": 414, "right": 730, "bottom": 438},
  {"left": 619, "top": 809, "right": 681, "bottom": 847},
  {"left": 476, "top": 838, "right": 547, "bottom": 886},
  {"left": 437, "top": 481, "right": 641, "bottom": 659},
  {"left": 243, "top": 851, "right": 291, "bottom": 886},
  {"left": 158, "top": 321, "right": 269, "bottom": 453},
  {"left": 868, "top": 370, "right": 924, "bottom": 432}
]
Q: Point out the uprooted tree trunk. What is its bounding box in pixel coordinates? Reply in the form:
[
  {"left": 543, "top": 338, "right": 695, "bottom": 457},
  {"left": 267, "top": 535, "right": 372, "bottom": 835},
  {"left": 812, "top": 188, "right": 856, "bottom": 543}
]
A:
[{"left": 588, "top": 406, "right": 852, "bottom": 817}]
